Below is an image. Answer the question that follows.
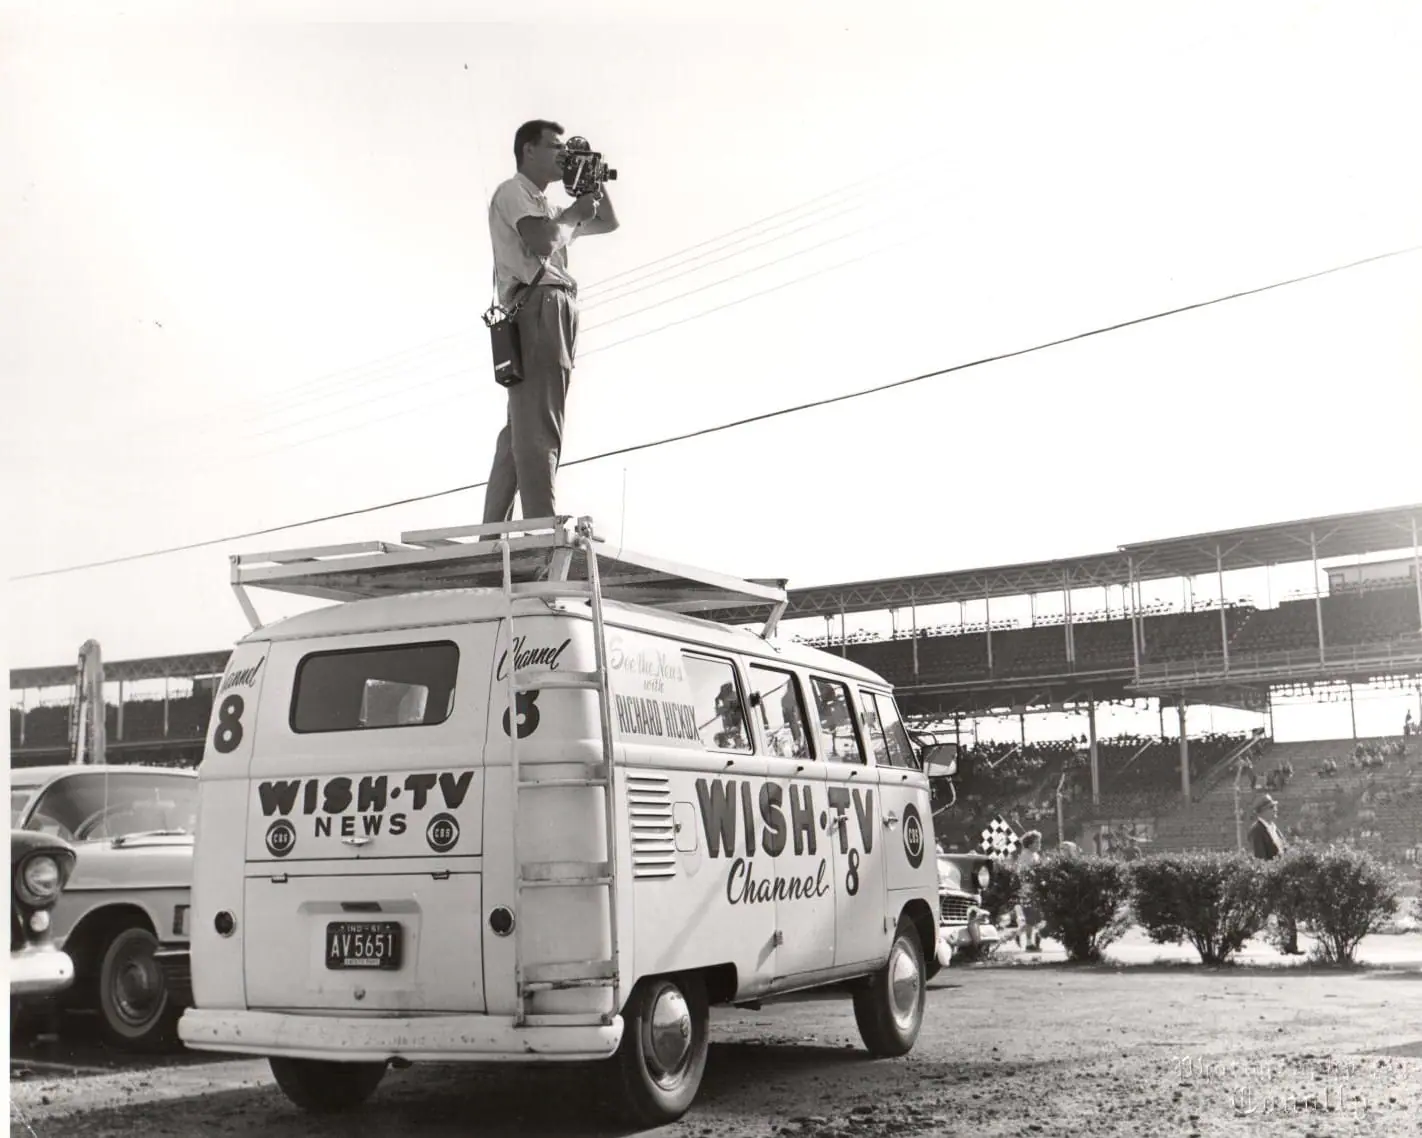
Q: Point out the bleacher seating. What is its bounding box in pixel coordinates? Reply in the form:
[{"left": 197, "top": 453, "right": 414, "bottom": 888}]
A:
[
  {"left": 1231, "top": 586, "right": 1420, "bottom": 655},
  {"left": 11, "top": 694, "right": 213, "bottom": 751},
  {"left": 1149, "top": 735, "right": 1419, "bottom": 861}
]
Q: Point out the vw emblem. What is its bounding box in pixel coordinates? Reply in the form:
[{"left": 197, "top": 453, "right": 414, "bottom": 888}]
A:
[
  {"left": 426, "top": 812, "right": 460, "bottom": 854},
  {"left": 266, "top": 819, "right": 296, "bottom": 859},
  {"left": 902, "top": 803, "right": 925, "bottom": 868}
]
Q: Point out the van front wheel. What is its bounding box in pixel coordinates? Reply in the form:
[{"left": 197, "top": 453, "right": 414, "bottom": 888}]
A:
[
  {"left": 613, "top": 973, "right": 710, "bottom": 1127},
  {"left": 852, "top": 917, "right": 926, "bottom": 1057},
  {"left": 268, "top": 1057, "right": 387, "bottom": 1113}
]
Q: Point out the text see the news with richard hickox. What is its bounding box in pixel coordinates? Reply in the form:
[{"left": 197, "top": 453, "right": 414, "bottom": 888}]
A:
[{"left": 1172, "top": 1054, "right": 1417, "bottom": 1118}]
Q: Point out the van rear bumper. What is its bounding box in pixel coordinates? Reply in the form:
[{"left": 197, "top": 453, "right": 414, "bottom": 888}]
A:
[{"left": 178, "top": 1008, "right": 623, "bottom": 1062}]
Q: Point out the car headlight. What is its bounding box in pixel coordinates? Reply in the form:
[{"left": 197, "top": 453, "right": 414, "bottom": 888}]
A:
[
  {"left": 18, "top": 855, "right": 62, "bottom": 905},
  {"left": 977, "top": 864, "right": 992, "bottom": 890}
]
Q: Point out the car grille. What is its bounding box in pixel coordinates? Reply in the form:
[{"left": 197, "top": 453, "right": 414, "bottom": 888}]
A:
[{"left": 940, "top": 896, "right": 972, "bottom": 924}]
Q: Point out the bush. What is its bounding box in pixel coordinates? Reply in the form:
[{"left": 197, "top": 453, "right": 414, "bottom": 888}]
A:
[
  {"left": 1274, "top": 846, "right": 1404, "bottom": 964},
  {"left": 1025, "top": 853, "right": 1133, "bottom": 963},
  {"left": 1130, "top": 851, "right": 1272, "bottom": 966}
]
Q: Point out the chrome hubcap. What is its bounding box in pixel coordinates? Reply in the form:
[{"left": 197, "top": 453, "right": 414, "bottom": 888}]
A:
[
  {"left": 888, "top": 940, "right": 921, "bottom": 1030},
  {"left": 644, "top": 985, "right": 692, "bottom": 1085},
  {"left": 113, "top": 951, "right": 164, "bottom": 1026}
]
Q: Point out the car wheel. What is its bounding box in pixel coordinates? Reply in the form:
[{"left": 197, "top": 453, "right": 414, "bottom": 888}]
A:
[
  {"left": 852, "top": 915, "right": 926, "bottom": 1057},
  {"left": 97, "top": 925, "right": 180, "bottom": 1051},
  {"left": 613, "top": 973, "right": 710, "bottom": 1127},
  {"left": 269, "top": 1057, "right": 387, "bottom": 1113}
]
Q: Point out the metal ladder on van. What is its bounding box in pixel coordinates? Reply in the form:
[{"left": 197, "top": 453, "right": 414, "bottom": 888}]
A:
[{"left": 495, "top": 519, "right": 621, "bottom": 1028}]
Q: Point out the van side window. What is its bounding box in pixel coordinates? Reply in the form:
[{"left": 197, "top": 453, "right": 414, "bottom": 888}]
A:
[
  {"left": 748, "top": 664, "right": 813, "bottom": 761},
  {"left": 291, "top": 642, "right": 459, "bottom": 733},
  {"left": 863, "top": 691, "right": 919, "bottom": 769},
  {"left": 809, "top": 677, "right": 866, "bottom": 764},
  {"left": 682, "top": 653, "right": 753, "bottom": 754}
]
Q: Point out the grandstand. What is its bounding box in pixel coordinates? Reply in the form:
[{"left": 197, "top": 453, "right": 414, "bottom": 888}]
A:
[{"left": 10, "top": 504, "right": 1422, "bottom": 862}]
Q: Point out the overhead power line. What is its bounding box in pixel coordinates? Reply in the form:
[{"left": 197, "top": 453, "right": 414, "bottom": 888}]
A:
[
  {"left": 93, "top": 176, "right": 890, "bottom": 447},
  {"left": 12, "top": 241, "right": 1419, "bottom": 582}
]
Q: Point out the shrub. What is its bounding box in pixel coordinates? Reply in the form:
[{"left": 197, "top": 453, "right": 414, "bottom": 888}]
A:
[
  {"left": 1024, "top": 853, "right": 1133, "bottom": 963},
  {"left": 1130, "top": 851, "right": 1272, "bottom": 966},
  {"left": 1274, "top": 846, "right": 1404, "bottom": 964}
]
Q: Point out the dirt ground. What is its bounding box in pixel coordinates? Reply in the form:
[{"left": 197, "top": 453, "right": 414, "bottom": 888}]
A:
[{"left": 11, "top": 930, "right": 1422, "bottom": 1138}]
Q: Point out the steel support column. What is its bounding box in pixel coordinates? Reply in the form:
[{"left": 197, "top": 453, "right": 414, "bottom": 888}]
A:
[
  {"left": 1311, "top": 530, "right": 1326, "bottom": 663},
  {"left": 1063, "top": 570, "right": 1075, "bottom": 664},
  {"left": 1349, "top": 682, "right": 1358, "bottom": 741},
  {"left": 910, "top": 594, "right": 919, "bottom": 678},
  {"left": 1088, "top": 696, "right": 1100, "bottom": 806},
  {"left": 18, "top": 688, "right": 26, "bottom": 746},
  {"left": 163, "top": 677, "right": 170, "bottom": 738},
  {"left": 1412, "top": 515, "right": 1422, "bottom": 633},
  {"left": 1128, "top": 556, "right": 1141, "bottom": 674},
  {"left": 1178, "top": 700, "right": 1191, "bottom": 801},
  {"left": 985, "top": 593, "right": 994, "bottom": 672},
  {"left": 1216, "top": 544, "right": 1230, "bottom": 672},
  {"left": 840, "top": 609, "right": 847, "bottom": 658},
  {"left": 116, "top": 680, "right": 125, "bottom": 742}
]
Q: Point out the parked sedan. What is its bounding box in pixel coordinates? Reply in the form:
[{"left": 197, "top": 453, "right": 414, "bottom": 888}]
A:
[
  {"left": 10, "top": 765, "right": 196, "bottom": 1050},
  {"left": 937, "top": 851, "right": 1000, "bottom": 954},
  {"left": 11, "top": 829, "right": 78, "bottom": 1005}
]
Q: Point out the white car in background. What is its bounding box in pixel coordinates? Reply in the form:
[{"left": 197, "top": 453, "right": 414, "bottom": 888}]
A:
[
  {"left": 937, "top": 851, "right": 1000, "bottom": 955},
  {"left": 10, "top": 764, "right": 196, "bottom": 1050}
]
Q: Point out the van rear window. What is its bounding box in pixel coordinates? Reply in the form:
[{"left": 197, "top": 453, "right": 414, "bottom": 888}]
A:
[{"left": 290, "top": 642, "right": 459, "bottom": 733}]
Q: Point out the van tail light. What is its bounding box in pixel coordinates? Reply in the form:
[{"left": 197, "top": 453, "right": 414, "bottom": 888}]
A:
[{"left": 174, "top": 905, "right": 191, "bottom": 937}]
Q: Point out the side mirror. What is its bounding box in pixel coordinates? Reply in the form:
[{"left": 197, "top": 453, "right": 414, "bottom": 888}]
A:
[{"left": 921, "top": 741, "right": 958, "bottom": 779}]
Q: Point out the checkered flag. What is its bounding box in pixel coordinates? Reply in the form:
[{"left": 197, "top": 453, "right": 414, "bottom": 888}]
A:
[{"left": 979, "top": 815, "right": 1020, "bottom": 863}]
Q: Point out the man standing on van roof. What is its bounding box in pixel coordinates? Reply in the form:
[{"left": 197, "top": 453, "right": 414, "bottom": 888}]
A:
[{"left": 482, "top": 119, "right": 620, "bottom": 530}]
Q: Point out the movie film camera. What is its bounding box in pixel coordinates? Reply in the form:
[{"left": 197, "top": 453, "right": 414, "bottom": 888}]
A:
[{"left": 561, "top": 136, "right": 617, "bottom": 198}]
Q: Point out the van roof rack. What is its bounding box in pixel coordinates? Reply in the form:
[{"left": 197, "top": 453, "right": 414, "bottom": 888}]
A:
[{"left": 229, "top": 515, "right": 789, "bottom": 638}]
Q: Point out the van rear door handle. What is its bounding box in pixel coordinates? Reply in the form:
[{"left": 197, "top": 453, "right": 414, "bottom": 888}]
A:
[
  {"left": 883, "top": 811, "right": 899, "bottom": 829},
  {"left": 342, "top": 836, "right": 372, "bottom": 847}
]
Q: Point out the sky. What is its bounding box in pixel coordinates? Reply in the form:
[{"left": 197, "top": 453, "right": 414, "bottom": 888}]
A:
[{"left": 4, "top": 0, "right": 1421, "bottom": 743}]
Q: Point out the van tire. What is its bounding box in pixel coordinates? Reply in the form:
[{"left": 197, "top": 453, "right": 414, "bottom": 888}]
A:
[
  {"left": 268, "top": 1057, "right": 387, "bottom": 1113},
  {"left": 852, "top": 916, "right": 926, "bottom": 1057},
  {"left": 97, "top": 925, "right": 180, "bottom": 1051},
  {"left": 613, "top": 973, "right": 710, "bottom": 1126}
]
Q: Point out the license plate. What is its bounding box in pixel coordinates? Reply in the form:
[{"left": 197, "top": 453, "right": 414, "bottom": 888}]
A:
[{"left": 325, "top": 921, "right": 402, "bottom": 970}]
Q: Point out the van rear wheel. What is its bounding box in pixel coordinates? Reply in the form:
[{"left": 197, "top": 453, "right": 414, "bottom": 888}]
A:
[
  {"left": 852, "top": 916, "right": 926, "bottom": 1057},
  {"left": 613, "top": 973, "right": 709, "bottom": 1126},
  {"left": 268, "top": 1057, "right": 387, "bottom": 1113}
]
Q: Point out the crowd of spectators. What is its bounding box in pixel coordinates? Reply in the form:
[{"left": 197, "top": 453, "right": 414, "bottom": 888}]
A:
[{"left": 1316, "top": 736, "right": 1410, "bottom": 777}]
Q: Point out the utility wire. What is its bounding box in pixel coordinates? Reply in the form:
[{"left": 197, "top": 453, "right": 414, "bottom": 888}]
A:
[
  {"left": 13, "top": 241, "right": 1419, "bottom": 582},
  {"left": 93, "top": 178, "right": 889, "bottom": 446},
  {"left": 116, "top": 220, "right": 892, "bottom": 461}
]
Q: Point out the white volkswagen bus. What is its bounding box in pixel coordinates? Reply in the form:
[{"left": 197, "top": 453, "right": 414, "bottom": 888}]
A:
[{"left": 179, "top": 518, "right": 953, "bottom": 1125}]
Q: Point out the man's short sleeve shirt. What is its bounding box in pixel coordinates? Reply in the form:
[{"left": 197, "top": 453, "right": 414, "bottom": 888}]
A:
[{"left": 489, "top": 172, "right": 577, "bottom": 308}]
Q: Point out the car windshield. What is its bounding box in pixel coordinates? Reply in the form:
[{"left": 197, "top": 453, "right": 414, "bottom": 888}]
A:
[
  {"left": 11, "top": 786, "right": 40, "bottom": 826},
  {"left": 24, "top": 772, "right": 198, "bottom": 842}
]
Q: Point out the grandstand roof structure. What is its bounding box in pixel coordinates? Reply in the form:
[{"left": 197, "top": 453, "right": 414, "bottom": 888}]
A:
[
  {"left": 1120, "top": 502, "right": 1422, "bottom": 582},
  {"left": 704, "top": 501, "right": 1422, "bottom": 625},
  {"left": 9, "top": 503, "right": 1420, "bottom": 695},
  {"left": 11, "top": 650, "right": 231, "bottom": 690}
]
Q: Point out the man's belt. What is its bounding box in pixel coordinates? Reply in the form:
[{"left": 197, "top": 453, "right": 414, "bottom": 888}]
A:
[{"left": 517, "top": 280, "right": 578, "bottom": 299}]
